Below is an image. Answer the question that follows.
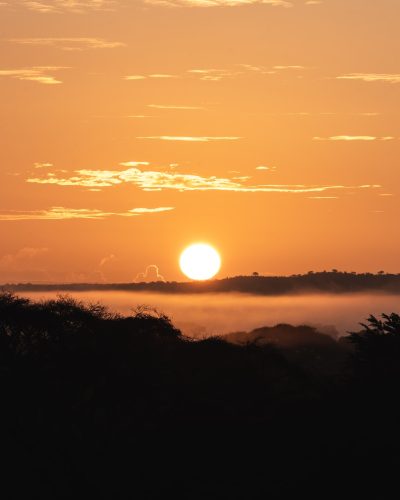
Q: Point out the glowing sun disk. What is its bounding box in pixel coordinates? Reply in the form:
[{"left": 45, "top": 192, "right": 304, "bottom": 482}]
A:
[{"left": 179, "top": 243, "right": 221, "bottom": 281}]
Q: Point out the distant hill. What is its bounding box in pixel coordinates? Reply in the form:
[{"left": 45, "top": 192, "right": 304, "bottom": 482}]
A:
[
  {"left": 225, "top": 323, "right": 349, "bottom": 375},
  {"left": 226, "top": 323, "right": 338, "bottom": 348},
  {"left": 3, "top": 271, "right": 400, "bottom": 295}
]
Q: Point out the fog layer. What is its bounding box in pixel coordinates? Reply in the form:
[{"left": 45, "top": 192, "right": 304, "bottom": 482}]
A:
[{"left": 20, "top": 291, "right": 400, "bottom": 338}]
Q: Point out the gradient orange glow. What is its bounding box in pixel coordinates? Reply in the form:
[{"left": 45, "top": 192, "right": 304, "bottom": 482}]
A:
[{"left": 0, "top": 1, "right": 399, "bottom": 282}]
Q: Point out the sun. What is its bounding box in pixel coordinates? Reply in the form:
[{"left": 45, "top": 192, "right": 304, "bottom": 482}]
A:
[{"left": 179, "top": 243, "right": 221, "bottom": 281}]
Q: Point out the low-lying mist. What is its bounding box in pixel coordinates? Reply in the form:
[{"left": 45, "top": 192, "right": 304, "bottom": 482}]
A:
[{"left": 20, "top": 291, "right": 400, "bottom": 338}]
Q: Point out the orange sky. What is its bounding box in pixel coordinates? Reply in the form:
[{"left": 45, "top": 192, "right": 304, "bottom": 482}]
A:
[{"left": 1, "top": 0, "right": 399, "bottom": 282}]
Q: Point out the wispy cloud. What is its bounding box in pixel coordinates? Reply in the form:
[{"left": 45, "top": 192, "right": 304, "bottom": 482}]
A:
[
  {"left": 0, "top": 206, "right": 175, "bottom": 221},
  {"left": 10, "top": 0, "right": 295, "bottom": 13},
  {"left": 99, "top": 254, "right": 116, "bottom": 267},
  {"left": 190, "top": 63, "right": 304, "bottom": 81},
  {"left": 21, "top": 76, "right": 62, "bottom": 84},
  {"left": 0, "top": 66, "right": 68, "bottom": 84},
  {"left": 148, "top": 73, "right": 177, "bottom": 78},
  {"left": 256, "top": 165, "right": 276, "bottom": 171},
  {"left": 265, "top": 111, "right": 380, "bottom": 118},
  {"left": 189, "top": 65, "right": 275, "bottom": 80},
  {"left": 124, "top": 64, "right": 304, "bottom": 84},
  {"left": 124, "top": 74, "right": 179, "bottom": 80},
  {"left": 308, "top": 196, "right": 338, "bottom": 199},
  {"left": 337, "top": 73, "right": 400, "bottom": 84},
  {"left": 144, "top": 0, "right": 292, "bottom": 7},
  {"left": 20, "top": 0, "right": 115, "bottom": 14},
  {"left": 273, "top": 65, "right": 305, "bottom": 70},
  {"left": 147, "top": 104, "right": 204, "bottom": 110},
  {"left": 313, "top": 136, "right": 395, "bottom": 142},
  {"left": 137, "top": 136, "right": 242, "bottom": 142},
  {"left": 237, "top": 64, "right": 267, "bottom": 72},
  {"left": 124, "top": 75, "right": 147, "bottom": 80},
  {"left": 26, "top": 164, "right": 382, "bottom": 194},
  {"left": 130, "top": 207, "right": 175, "bottom": 213},
  {"left": 119, "top": 161, "right": 150, "bottom": 167},
  {"left": 128, "top": 115, "right": 153, "bottom": 118},
  {"left": 34, "top": 162, "right": 53, "bottom": 168},
  {"left": 188, "top": 68, "right": 241, "bottom": 81},
  {"left": 9, "top": 37, "right": 124, "bottom": 50}
]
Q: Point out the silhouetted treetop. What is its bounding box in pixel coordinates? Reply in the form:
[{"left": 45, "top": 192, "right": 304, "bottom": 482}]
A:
[{"left": 348, "top": 313, "right": 400, "bottom": 378}]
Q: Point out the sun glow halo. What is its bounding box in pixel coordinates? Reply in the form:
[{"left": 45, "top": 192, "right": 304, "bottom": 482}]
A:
[{"left": 179, "top": 243, "right": 221, "bottom": 281}]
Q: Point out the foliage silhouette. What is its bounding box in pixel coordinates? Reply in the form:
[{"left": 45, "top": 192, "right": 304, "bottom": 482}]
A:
[
  {"left": 348, "top": 313, "right": 400, "bottom": 379},
  {"left": 1, "top": 292, "right": 400, "bottom": 499}
]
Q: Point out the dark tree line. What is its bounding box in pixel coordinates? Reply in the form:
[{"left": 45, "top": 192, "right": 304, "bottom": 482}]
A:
[{"left": 5, "top": 270, "right": 400, "bottom": 295}]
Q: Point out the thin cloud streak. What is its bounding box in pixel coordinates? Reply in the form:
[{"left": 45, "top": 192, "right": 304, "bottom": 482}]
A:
[
  {"left": 19, "top": 76, "right": 62, "bottom": 84},
  {"left": 147, "top": 104, "right": 204, "bottom": 110},
  {"left": 124, "top": 64, "right": 305, "bottom": 84},
  {"left": 0, "top": 206, "right": 175, "bottom": 221},
  {"left": 34, "top": 162, "right": 53, "bottom": 169},
  {"left": 148, "top": 74, "right": 177, "bottom": 78},
  {"left": 313, "top": 136, "right": 395, "bottom": 142},
  {"left": 130, "top": 207, "right": 175, "bottom": 213},
  {"left": 10, "top": 0, "right": 293, "bottom": 12},
  {"left": 256, "top": 165, "right": 276, "bottom": 171},
  {"left": 145, "top": 0, "right": 292, "bottom": 7},
  {"left": 26, "top": 165, "right": 382, "bottom": 194},
  {"left": 9, "top": 37, "right": 125, "bottom": 50},
  {"left": 124, "top": 75, "right": 147, "bottom": 80},
  {"left": 273, "top": 65, "right": 304, "bottom": 69},
  {"left": 337, "top": 73, "right": 400, "bottom": 84},
  {"left": 137, "top": 136, "right": 242, "bottom": 142},
  {"left": 125, "top": 74, "right": 178, "bottom": 79},
  {"left": 0, "top": 66, "right": 68, "bottom": 84},
  {"left": 188, "top": 68, "right": 241, "bottom": 80},
  {"left": 308, "top": 196, "right": 338, "bottom": 199},
  {"left": 20, "top": 0, "right": 115, "bottom": 14}
]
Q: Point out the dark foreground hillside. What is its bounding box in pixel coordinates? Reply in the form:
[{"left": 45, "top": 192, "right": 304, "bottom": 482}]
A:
[{"left": 0, "top": 292, "right": 400, "bottom": 499}]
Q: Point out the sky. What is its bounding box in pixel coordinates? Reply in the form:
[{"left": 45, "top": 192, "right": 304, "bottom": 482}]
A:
[{"left": 1, "top": 0, "right": 399, "bottom": 283}]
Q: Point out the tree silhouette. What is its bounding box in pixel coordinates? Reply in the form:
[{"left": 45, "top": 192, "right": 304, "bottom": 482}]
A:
[{"left": 348, "top": 313, "right": 400, "bottom": 379}]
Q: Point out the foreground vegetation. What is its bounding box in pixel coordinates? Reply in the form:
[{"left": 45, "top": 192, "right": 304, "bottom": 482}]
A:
[{"left": 1, "top": 292, "right": 400, "bottom": 499}]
